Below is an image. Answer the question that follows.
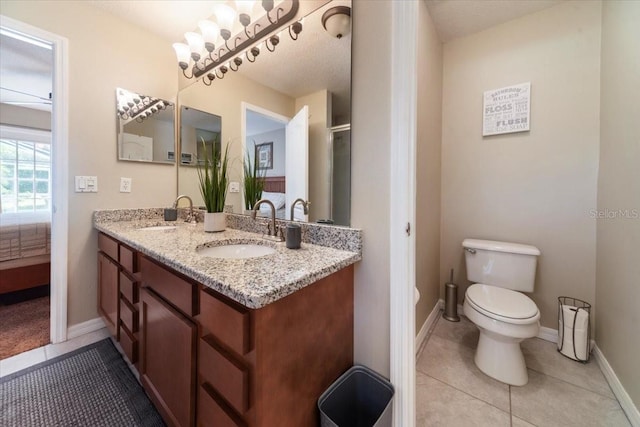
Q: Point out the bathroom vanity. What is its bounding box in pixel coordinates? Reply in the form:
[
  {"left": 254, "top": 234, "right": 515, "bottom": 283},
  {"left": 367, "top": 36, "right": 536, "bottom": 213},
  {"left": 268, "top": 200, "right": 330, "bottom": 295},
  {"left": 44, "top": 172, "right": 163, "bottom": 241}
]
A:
[{"left": 94, "top": 209, "right": 361, "bottom": 427}]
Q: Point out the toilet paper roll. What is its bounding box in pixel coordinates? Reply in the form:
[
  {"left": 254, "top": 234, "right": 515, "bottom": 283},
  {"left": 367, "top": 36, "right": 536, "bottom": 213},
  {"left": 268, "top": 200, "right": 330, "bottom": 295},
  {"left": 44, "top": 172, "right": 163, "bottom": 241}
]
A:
[{"left": 558, "top": 304, "right": 589, "bottom": 361}]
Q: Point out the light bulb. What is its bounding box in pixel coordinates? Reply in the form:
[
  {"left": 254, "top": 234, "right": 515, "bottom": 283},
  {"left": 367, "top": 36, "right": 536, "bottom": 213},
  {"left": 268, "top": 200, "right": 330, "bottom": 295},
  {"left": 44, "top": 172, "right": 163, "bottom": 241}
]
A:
[
  {"left": 198, "top": 20, "right": 220, "bottom": 51},
  {"left": 214, "top": 3, "right": 236, "bottom": 33},
  {"left": 172, "top": 43, "right": 191, "bottom": 67},
  {"left": 185, "top": 32, "right": 204, "bottom": 61}
]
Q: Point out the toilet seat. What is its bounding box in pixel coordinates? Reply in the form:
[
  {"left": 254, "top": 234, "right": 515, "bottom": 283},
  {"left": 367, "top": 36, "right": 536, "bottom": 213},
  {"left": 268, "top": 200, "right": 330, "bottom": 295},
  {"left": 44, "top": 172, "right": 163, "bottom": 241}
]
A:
[{"left": 466, "top": 284, "right": 539, "bottom": 325}]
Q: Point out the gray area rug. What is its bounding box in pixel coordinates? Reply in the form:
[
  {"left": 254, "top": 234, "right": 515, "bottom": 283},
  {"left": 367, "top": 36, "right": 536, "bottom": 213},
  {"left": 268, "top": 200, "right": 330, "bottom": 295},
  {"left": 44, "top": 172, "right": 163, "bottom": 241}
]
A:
[{"left": 0, "top": 338, "right": 164, "bottom": 427}]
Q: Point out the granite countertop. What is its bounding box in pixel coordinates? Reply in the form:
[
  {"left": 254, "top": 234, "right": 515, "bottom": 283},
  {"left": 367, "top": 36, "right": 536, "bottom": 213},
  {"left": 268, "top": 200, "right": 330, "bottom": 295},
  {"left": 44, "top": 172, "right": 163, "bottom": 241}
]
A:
[{"left": 94, "top": 217, "right": 361, "bottom": 309}]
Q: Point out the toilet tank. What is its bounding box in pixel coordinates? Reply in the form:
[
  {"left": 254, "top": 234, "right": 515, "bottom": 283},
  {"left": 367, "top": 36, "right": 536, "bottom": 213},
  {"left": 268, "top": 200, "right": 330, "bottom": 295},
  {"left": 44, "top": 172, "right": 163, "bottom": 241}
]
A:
[{"left": 463, "top": 239, "right": 540, "bottom": 292}]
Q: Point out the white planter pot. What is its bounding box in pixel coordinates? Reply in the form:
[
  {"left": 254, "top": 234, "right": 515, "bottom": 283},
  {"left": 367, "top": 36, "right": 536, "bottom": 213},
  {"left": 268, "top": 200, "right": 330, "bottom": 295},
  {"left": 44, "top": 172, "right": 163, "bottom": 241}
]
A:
[{"left": 204, "top": 212, "right": 226, "bottom": 232}]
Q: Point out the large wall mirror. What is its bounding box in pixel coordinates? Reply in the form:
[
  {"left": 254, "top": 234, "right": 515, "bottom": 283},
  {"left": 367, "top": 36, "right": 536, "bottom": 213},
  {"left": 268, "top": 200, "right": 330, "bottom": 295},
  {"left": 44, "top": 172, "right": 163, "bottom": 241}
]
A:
[
  {"left": 116, "top": 88, "right": 175, "bottom": 164},
  {"left": 177, "top": 0, "right": 351, "bottom": 225}
]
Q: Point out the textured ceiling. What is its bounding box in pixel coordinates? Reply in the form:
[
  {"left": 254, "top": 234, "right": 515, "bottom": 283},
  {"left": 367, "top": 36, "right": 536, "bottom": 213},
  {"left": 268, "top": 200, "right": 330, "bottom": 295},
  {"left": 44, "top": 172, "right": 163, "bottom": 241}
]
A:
[{"left": 425, "top": 0, "right": 564, "bottom": 42}]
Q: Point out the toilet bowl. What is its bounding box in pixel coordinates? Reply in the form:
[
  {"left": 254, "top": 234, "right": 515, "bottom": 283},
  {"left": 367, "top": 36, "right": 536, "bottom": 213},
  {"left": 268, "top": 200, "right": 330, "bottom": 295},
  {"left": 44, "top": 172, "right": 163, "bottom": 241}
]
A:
[
  {"left": 463, "top": 284, "right": 539, "bottom": 386},
  {"left": 462, "top": 238, "right": 541, "bottom": 386}
]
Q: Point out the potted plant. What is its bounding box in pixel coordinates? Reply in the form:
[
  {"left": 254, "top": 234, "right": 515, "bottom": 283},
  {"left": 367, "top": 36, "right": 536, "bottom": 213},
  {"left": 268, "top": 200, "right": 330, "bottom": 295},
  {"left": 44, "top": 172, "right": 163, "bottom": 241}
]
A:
[
  {"left": 197, "top": 137, "right": 230, "bottom": 232},
  {"left": 243, "top": 142, "right": 266, "bottom": 212}
]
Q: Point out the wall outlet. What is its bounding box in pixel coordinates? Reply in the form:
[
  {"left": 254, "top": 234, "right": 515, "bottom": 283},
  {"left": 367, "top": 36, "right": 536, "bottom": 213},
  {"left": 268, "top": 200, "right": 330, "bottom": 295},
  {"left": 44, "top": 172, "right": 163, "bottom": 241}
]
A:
[
  {"left": 229, "top": 181, "right": 240, "bottom": 193},
  {"left": 120, "top": 177, "right": 132, "bottom": 193}
]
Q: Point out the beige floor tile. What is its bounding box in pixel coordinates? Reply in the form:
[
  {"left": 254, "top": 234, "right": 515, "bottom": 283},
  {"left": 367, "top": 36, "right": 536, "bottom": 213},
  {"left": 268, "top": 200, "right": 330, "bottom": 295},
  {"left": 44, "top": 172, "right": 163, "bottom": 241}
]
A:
[
  {"left": 521, "top": 337, "right": 615, "bottom": 398},
  {"left": 511, "top": 369, "right": 630, "bottom": 427},
  {"left": 512, "top": 415, "right": 537, "bottom": 426},
  {"left": 0, "top": 346, "right": 47, "bottom": 377},
  {"left": 416, "top": 371, "right": 511, "bottom": 426},
  {"left": 431, "top": 315, "right": 479, "bottom": 350},
  {"left": 417, "top": 334, "right": 510, "bottom": 411}
]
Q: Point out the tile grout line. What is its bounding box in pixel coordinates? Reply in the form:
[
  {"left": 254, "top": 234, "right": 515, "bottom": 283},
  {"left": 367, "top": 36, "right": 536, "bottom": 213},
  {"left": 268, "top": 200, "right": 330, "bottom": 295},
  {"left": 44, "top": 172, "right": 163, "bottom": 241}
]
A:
[
  {"left": 526, "top": 365, "right": 619, "bottom": 401},
  {"left": 509, "top": 385, "right": 513, "bottom": 427},
  {"left": 421, "top": 371, "right": 512, "bottom": 417}
]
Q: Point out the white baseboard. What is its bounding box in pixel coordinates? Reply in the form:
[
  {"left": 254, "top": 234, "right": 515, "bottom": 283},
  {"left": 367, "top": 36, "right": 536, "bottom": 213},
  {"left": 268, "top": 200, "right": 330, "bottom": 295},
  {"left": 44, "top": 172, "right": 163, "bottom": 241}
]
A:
[
  {"left": 67, "top": 317, "right": 105, "bottom": 340},
  {"left": 415, "top": 299, "right": 443, "bottom": 354},
  {"left": 537, "top": 326, "right": 558, "bottom": 343},
  {"left": 593, "top": 345, "right": 640, "bottom": 426}
]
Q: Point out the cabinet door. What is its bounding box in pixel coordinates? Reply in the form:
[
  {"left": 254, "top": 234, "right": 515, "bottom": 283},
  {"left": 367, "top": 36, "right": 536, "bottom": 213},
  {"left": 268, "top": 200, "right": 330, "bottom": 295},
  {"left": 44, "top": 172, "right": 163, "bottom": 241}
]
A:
[
  {"left": 140, "top": 287, "right": 197, "bottom": 427},
  {"left": 97, "top": 252, "right": 119, "bottom": 338}
]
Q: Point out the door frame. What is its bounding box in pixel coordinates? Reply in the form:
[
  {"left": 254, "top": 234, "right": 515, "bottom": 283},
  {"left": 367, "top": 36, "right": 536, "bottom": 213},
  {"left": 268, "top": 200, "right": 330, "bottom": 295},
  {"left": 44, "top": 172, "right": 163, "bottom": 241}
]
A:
[
  {"left": 0, "top": 15, "right": 70, "bottom": 344},
  {"left": 389, "top": 1, "right": 418, "bottom": 426},
  {"left": 240, "top": 101, "right": 290, "bottom": 211}
]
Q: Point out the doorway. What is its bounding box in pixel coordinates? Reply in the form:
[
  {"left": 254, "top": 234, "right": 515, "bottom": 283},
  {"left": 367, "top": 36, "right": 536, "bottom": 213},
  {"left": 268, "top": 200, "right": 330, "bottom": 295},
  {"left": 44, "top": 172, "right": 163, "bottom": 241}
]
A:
[
  {"left": 0, "top": 15, "right": 69, "bottom": 348},
  {"left": 241, "top": 102, "right": 309, "bottom": 222}
]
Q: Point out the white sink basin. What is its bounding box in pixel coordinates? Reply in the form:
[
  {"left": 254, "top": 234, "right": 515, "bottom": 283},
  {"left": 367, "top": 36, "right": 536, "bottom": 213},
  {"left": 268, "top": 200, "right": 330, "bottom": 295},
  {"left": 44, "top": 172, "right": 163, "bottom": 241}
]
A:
[
  {"left": 139, "top": 225, "right": 177, "bottom": 231},
  {"left": 197, "top": 244, "right": 275, "bottom": 259}
]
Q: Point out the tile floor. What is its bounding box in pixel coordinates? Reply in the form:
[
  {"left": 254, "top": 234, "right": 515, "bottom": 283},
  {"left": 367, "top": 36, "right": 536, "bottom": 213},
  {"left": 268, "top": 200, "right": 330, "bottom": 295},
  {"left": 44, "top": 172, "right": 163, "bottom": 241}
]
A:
[
  {"left": 417, "top": 314, "right": 631, "bottom": 426},
  {"left": 0, "top": 327, "right": 110, "bottom": 378}
]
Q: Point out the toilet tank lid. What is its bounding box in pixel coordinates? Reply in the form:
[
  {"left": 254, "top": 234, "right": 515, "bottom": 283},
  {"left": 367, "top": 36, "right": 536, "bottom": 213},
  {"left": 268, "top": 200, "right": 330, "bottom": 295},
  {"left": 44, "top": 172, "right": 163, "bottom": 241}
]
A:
[{"left": 462, "top": 239, "right": 541, "bottom": 256}]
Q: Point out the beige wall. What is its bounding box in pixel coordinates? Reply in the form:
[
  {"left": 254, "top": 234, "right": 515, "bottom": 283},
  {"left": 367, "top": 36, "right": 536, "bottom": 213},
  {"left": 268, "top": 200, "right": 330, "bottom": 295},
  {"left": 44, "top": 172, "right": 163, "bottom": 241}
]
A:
[
  {"left": 1, "top": 1, "right": 178, "bottom": 326},
  {"left": 415, "top": 1, "right": 443, "bottom": 330},
  {"left": 440, "top": 1, "right": 602, "bottom": 328},
  {"left": 351, "top": 0, "right": 392, "bottom": 376},
  {"left": 295, "top": 90, "right": 330, "bottom": 222},
  {"left": 0, "top": 104, "right": 51, "bottom": 130},
  {"left": 177, "top": 72, "right": 294, "bottom": 211},
  {"left": 596, "top": 0, "right": 640, "bottom": 407}
]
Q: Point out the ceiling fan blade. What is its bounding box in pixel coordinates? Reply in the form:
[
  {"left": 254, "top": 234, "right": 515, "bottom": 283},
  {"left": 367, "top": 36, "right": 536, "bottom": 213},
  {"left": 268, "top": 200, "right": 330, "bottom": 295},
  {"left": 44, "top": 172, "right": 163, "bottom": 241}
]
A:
[{"left": 0, "top": 86, "right": 52, "bottom": 102}]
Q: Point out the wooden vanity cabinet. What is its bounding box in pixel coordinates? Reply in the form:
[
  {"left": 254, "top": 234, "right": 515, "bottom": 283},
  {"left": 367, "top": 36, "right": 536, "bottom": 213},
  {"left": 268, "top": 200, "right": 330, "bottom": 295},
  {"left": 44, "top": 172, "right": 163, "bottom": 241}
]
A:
[
  {"left": 197, "top": 265, "right": 354, "bottom": 427},
  {"left": 98, "top": 232, "right": 354, "bottom": 427},
  {"left": 97, "top": 232, "right": 141, "bottom": 363},
  {"left": 139, "top": 255, "right": 198, "bottom": 427},
  {"left": 97, "top": 250, "right": 118, "bottom": 337}
]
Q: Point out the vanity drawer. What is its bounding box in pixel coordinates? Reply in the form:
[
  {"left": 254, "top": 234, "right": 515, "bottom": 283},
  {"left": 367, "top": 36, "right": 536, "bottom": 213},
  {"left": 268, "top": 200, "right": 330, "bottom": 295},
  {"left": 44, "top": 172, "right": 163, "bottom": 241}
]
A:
[
  {"left": 98, "top": 233, "right": 119, "bottom": 262},
  {"left": 140, "top": 256, "right": 197, "bottom": 316},
  {"left": 120, "top": 297, "right": 138, "bottom": 333},
  {"left": 199, "top": 335, "right": 249, "bottom": 414},
  {"left": 198, "top": 384, "right": 246, "bottom": 427},
  {"left": 119, "top": 324, "right": 138, "bottom": 364},
  {"left": 198, "top": 288, "right": 250, "bottom": 355},
  {"left": 119, "top": 244, "right": 137, "bottom": 274},
  {"left": 120, "top": 271, "right": 138, "bottom": 305}
]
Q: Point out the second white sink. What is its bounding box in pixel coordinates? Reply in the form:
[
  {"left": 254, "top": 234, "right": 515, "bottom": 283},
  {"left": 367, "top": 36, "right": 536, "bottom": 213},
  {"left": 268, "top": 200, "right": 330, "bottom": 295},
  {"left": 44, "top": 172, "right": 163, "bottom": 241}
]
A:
[{"left": 197, "top": 244, "right": 275, "bottom": 259}]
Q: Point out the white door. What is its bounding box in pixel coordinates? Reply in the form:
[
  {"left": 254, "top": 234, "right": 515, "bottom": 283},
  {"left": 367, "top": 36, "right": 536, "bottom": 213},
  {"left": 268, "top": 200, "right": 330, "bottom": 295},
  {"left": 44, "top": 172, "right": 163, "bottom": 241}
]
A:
[{"left": 285, "top": 106, "right": 309, "bottom": 221}]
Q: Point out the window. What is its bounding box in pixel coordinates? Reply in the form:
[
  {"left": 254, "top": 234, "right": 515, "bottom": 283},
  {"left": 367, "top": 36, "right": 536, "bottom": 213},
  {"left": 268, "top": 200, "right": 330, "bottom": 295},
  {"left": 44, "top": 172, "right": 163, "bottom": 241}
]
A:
[{"left": 0, "top": 126, "right": 52, "bottom": 221}]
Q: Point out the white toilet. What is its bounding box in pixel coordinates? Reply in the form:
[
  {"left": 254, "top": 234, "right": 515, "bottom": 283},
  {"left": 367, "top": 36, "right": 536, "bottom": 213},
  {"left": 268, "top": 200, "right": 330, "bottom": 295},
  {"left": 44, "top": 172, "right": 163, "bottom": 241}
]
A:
[{"left": 462, "top": 238, "right": 541, "bottom": 386}]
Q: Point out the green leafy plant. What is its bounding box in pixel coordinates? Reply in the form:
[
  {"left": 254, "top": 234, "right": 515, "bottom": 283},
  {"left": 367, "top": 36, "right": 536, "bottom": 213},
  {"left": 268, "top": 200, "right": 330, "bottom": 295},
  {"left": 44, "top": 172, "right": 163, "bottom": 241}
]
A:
[
  {"left": 197, "top": 137, "right": 230, "bottom": 213},
  {"left": 243, "top": 142, "right": 265, "bottom": 210}
]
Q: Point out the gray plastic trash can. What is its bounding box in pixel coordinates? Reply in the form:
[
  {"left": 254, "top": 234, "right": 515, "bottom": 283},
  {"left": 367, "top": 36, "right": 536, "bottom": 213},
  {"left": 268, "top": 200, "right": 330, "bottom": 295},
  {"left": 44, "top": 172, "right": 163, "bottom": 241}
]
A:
[{"left": 318, "top": 365, "right": 394, "bottom": 427}]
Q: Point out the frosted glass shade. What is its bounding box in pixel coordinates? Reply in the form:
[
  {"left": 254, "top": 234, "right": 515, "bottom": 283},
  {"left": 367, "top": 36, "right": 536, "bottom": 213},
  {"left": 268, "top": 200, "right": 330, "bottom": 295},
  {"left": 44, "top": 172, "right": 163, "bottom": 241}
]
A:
[
  {"left": 185, "top": 32, "right": 204, "bottom": 59},
  {"left": 172, "top": 43, "right": 191, "bottom": 65},
  {"left": 198, "top": 20, "right": 220, "bottom": 45},
  {"left": 214, "top": 4, "right": 237, "bottom": 31}
]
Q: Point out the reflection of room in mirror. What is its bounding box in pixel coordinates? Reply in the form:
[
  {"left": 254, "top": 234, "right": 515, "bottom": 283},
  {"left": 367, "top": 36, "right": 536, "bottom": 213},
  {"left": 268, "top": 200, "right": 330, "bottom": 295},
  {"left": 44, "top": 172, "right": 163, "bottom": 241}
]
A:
[
  {"left": 179, "top": 106, "right": 221, "bottom": 166},
  {"left": 176, "top": 0, "right": 351, "bottom": 225},
  {"left": 116, "top": 88, "right": 175, "bottom": 164}
]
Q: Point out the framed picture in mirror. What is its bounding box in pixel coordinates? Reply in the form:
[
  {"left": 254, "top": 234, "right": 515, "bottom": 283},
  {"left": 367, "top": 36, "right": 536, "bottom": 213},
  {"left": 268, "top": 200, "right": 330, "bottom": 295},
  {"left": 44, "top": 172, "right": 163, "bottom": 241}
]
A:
[{"left": 256, "top": 142, "right": 273, "bottom": 170}]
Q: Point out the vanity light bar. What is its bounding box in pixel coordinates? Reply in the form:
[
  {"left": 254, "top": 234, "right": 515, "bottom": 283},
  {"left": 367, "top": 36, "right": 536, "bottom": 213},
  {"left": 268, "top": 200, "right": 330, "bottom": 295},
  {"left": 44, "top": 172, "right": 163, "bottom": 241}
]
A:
[{"left": 173, "top": 0, "right": 302, "bottom": 85}]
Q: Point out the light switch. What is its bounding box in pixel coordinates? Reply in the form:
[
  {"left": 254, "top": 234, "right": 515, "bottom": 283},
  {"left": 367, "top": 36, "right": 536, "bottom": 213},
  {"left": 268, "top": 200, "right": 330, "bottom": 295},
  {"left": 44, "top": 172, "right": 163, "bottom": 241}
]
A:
[
  {"left": 75, "top": 176, "right": 86, "bottom": 192},
  {"left": 75, "top": 176, "right": 98, "bottom": 193},
  {"left": 229, "top": 181, "right": 240, "bottom": 193},
  {"left": 86, "top": 176, "right": 98, "bottom": 192}
]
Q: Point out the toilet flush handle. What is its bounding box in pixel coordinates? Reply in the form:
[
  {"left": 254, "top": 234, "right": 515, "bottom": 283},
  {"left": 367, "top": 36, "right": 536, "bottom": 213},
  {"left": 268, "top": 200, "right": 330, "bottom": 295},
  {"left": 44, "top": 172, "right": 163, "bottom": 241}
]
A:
[{"left": 465, "top": 248, "right": 476, "bottom": 254}]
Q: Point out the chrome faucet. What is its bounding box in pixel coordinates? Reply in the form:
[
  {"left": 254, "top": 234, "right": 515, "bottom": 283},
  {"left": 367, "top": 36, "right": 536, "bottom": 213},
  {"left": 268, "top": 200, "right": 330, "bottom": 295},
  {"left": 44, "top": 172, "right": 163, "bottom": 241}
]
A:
[
  {"left": 251, "top": 199, "right": 284, "bottom": 242},
  {"left": 290, "top": 198, "right": 310, "bottom": 221},
  {"left": 173, "top": 194, "right": 196, "bottom": 224}
]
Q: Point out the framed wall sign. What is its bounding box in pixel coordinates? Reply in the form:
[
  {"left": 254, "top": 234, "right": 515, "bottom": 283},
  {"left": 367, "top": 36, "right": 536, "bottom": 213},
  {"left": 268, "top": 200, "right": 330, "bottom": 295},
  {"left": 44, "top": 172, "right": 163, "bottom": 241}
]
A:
[
  {"left": 483, "top": 82, "right": 531, "bottom": 136},
  {"left": 255, "top": 142, "right": 273, "bottom": 170}
]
